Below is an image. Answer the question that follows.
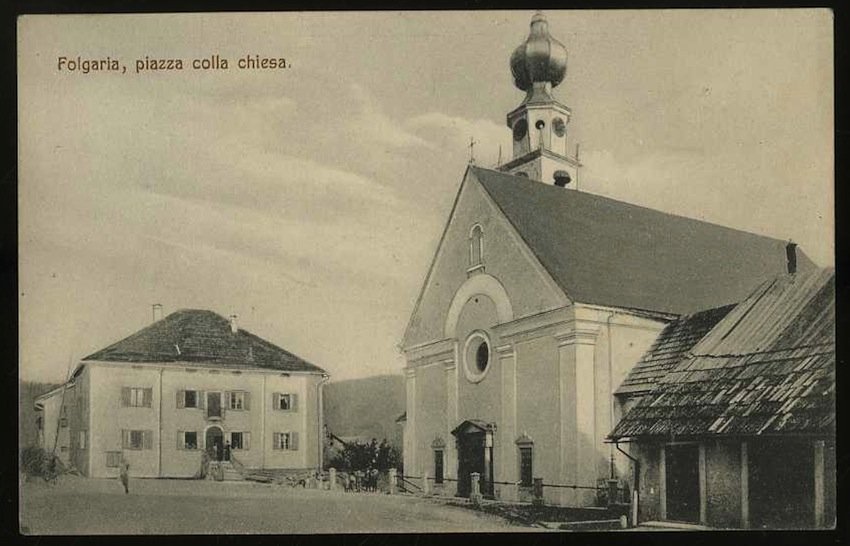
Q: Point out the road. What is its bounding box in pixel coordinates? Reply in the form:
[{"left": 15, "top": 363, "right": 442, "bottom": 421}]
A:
[{"left": 20, "top": 475, "right": 528, "bottom": 534}]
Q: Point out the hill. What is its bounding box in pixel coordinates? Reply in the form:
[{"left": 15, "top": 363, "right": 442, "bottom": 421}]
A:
[{"left": 323, "top": 374, "right": 405, "bottom": 449}]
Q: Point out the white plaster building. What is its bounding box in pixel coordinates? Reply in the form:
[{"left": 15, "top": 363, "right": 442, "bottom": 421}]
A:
[
  {"left": 399, "top": 12, "right": 815, "bottom": 506},
  {"left": 35, "top": 308, "right": 328, "bottom": 478}
]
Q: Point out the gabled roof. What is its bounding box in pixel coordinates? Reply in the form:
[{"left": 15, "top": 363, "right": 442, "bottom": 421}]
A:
[
  {"left": 84, "top": 309, "right": 326, "bottom": 374},
  {"left": 609, "top": 268, "right": 835, "bottom": 439},
  {"left": 473, "top": 167, "right": 815, "bottom": 315},
  {"left": 615, "top": 304, "right": 735, "bottom": 396}
]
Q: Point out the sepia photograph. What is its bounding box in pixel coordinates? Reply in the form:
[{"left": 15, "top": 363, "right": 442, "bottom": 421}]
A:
[{"left": 17, "top": 9, "right": 834, "bottom": 534}]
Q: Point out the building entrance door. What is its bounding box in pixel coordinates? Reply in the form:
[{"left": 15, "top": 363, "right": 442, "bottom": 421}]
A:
[
  {"left": 206, "top": 426, "right": 224, "bottom": 461},
  {"left": 451, "top": 420, "right": 495, "bottom": 499},
  {"left": 457, "top": 432, "right": 485, "bottom": 497},
  {"left": 665, "top": 443, "right": 700, "bottom": 523}
]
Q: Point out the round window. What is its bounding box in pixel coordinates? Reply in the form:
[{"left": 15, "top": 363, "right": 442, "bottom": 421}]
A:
[{"left": 463, "top": 331, "right": 492, "bottom": 382}]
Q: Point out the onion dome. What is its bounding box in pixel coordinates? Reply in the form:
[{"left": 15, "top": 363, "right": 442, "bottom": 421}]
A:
[{"left": 510, "top": 11, "right": 568, "bottom": 92}]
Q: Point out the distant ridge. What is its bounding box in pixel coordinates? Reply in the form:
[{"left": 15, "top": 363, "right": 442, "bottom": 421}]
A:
[{"left": 323, "top": 374, "right": 405, "bottom": 449}]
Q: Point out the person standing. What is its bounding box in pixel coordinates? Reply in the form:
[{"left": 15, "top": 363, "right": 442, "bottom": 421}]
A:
[{"left": 119, "top": 457, "right": 130, "bottom": 494}]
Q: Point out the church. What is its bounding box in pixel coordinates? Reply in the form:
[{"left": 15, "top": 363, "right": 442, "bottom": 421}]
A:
[{"left": 399, "top": 12, "right": 814, "bottom": 506}]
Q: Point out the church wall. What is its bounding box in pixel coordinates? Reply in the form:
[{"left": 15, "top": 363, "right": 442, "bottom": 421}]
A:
[
  {"left": 413, "top": 361, "right": 447, "bottom": 480},
  {"left": 455, "top": 294, "right": 502, "bottom": 427},
  {"left": 403, "top": 175, "right": 567, "bottom": 349},
  {"left": 584, "top": 308, "right": 667, "bottom": 483},
  {"left": 514, "top": 335, "right": 561, "bottom": 502}
]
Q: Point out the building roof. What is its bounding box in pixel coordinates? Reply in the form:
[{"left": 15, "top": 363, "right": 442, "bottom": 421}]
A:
[
  {"left": 83, "top": 309, "right": 326, "bottom": 374},
  {"left": 473, "top": 166, "right": 815, "bottom": 315},
  {"left": 609, "top": 268, "right": 835, "bottom": 439},
  {"left": 615, "top": 304, "right": 735, "bottom": 396}
]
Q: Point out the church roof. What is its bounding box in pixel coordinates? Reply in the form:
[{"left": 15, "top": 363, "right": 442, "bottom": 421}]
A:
[
  {"left": 615, "top": 304, "right": 735, "bottom": 396},
  {"left": 83, "top": 309, "right": 326, "bottom": 374},
  {"left": 609, "top": 268, "right": 835, "bottom": 439},
  {"left": 472, "top": 166, "right": 815, "bottom": 315}
]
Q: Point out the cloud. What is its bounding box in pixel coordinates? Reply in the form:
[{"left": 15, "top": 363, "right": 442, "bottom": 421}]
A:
[{"left": 406, "top": 112, "right": 512, "bottom": 167}]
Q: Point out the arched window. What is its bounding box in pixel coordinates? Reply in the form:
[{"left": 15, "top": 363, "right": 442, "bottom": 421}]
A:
[{"left": 469, "top": 225, "right": 483, "bottom": 268}]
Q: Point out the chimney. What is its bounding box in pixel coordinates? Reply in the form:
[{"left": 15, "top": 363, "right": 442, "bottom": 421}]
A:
[
  {"left": 152, "top": 303, "right": 163, "bottom": 322},
  {"left": 229, "top": 314, "right": 238, "bottom": 334},
  {"left": 786, "top": 240, "right": 798, "bottom": 274}
]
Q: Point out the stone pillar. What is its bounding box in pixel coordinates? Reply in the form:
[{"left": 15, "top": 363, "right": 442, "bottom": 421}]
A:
[
  {"left": 497, "top": 343, "right": 518, "bottom": 502},
  {"left": 470, "top": 472, "right": 482, "bottom": 505},
  {"left": 329, "top": 467, "right": 337, "bottom": 490},
  {"left": 389, "top": 468, "right": 397, "bottom": 495},
  {"left": 532, "top": 477, "right": 544, "bottom": 506},
  {"left": 555, "top": 329, "right": 599, "bottom": 507},
  {"left": 607, "top": 478, "right": 619, "bottom": 506},
  {"left": 422, "top": 470, "right": 430, "bottom": 495}
]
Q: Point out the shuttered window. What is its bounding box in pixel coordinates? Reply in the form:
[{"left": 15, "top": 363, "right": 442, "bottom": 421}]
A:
[
  {"left": 122, "top": 387, "right": 153, "bottom": 408},
  {"left": 178, "top": 431, "right": 198, "bottom": 450},
  {"left": 273, "top": 432, "right": 299, "bottom": 450},
  {"left": 177, "top": 389, "right": 199, "bottom": 409},
  {"left": 273, "top": 393, "right": 298, "bottom": 411},
  {"left": 227, "top": 391, "right": 250, "bottom": 410},
  {"left": 122, "top": 429, "right": 153, "bottom": 450},
  {"left": 229, "top": 431, "right": 251, "bottom": 450},
  {"left": 106, "top": 451, "right": 122, "bottom": 468}
]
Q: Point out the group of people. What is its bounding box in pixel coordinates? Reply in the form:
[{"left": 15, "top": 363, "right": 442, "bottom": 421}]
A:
[{"left": 343, "top": 468, "right": 380, "bottom": 492}]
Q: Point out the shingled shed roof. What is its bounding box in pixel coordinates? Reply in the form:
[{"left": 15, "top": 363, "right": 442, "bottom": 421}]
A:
[
  {"left": 84, "top": 309, "right": 326, "bottom": 374},
  {"left": 609, "top": 268, "right": 835, "bottom": 440},
  {"left": 473, "top": 167, "right": 815, "bottom": 315},
  {"left": 615, "top": 304, "right": 735, "bottom": 396}
]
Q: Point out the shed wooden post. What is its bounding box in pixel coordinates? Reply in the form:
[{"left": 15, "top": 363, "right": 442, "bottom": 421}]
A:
[
  {"left": 740, "top": 441, "right": 749, "bottom": 529},
  {"left": 814, "top": 440, "right": 825, "bottom": 528},
  {"left": 659, "top": 445, "right": 667, "bottom": 520},
  {"left": 698, "top": 443, "right": 707, "bottom": 525}
]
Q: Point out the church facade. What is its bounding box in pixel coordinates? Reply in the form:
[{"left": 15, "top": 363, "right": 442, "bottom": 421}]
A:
[{"left": 399, "top": 12, "right": 814, "bottom": 506}]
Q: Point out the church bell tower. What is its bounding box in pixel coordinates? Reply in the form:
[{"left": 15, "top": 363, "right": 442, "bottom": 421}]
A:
[{"left": 499, "top": 12, "right": 581, "bottom": 188}]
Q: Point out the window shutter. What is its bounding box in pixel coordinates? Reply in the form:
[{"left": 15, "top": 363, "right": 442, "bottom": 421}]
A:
[
  {"left": 122, "top": 429, "right": 129, "bottom": 449},
  {"left": 144, "top": 388, "right": 153, "bottom": 408},
  {"left": 273, "top": 432, "right": 280, "bottom": 450},
  {"left": 291, "top": 431, "right": 299, "bottom": 451},
  {"left": 243, "top": 432, "right": 251, "bottom": 451},
  {"left": 121, "top": 387, "right": 130, "bottom": 407},
  {"left": 291, "top": 393, "right": 298, "bottom": 412},
  {"left": 273, "top": 393, "right": 280, "bottom": 410},
  {"left": 177, "top": 431, "right": 184, "bottom": 450},
  {"left": 198, "top": 391, "right": 206, "bottom": 410},
  {"left": 244, "top": 392, "right": 251, "bottom": 411},
  {"left": 143, "top": 430, "right": 153, "bottom": 450},
  {"left": 225, "top": 391, "right": 231, "bottom": 410},
  {"left": 220, "top": 392, "right": 226, "bottom": 418},
  {"left": 177, "top": 390, "right": 185, "bottom": 409}
]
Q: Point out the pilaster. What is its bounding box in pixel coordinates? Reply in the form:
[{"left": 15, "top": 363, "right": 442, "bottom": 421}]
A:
[
  {"left": 404, "top": 366, "right": 417, "bottom": 476},
  {"left": 443, "top": 353, "right": 458, "bottom": 493},
  {"left": 496, "top": 343, "right": 518, "bottom": 501},
  {"left": 555, "top": 328, "right": 599, "bottom": 506}
]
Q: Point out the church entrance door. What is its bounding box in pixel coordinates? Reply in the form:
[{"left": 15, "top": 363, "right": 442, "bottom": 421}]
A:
[{"left": 451, "top": 420, "right": 495, "bottom": 499}]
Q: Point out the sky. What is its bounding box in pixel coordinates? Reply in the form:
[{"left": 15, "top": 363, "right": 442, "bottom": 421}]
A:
[{"left": 18, "top": 10, "right": 833, "bottom": 384}]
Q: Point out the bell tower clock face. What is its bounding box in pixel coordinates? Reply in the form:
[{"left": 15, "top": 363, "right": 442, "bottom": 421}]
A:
[{"left": 512, "top": 119, "right": 528, "bottom": 142}]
